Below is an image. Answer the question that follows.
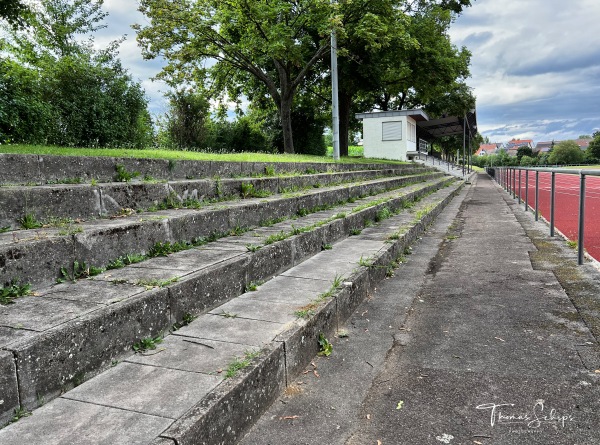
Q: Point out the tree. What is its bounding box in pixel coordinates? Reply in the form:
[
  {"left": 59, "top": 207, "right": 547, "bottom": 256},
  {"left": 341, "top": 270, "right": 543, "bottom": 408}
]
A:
[
  {"left": 136, "top": 0, "right": 336, "bottom": 154},
  {"left": 328, "top": 0, "right": 416, "bottom": 156},
  {"left": 586, "top": 131, "right": 600, "bottom": 161},
  {"left": 164, "top": 89, "right": 210, "bottom": 150},
  {"left": 0, "top": 0, "right": 28, "bottom": 27},
  {"left": 547, "top": 141, "right": 584, "bottom": 165},
  {"left": 3, "top": 0, "right": 109, "bottom": 63},
  {"left": 516, "top": 146, "right": 533, "bottom": 161},
  {"left": 1, "top": 0, "right": 152, "bottom": 147}
]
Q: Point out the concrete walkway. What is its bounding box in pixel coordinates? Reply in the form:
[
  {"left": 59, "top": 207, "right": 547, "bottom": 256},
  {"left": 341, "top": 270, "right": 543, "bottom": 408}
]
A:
[{"left": 240, "top": 173, "right": 600, "bottom": 445}]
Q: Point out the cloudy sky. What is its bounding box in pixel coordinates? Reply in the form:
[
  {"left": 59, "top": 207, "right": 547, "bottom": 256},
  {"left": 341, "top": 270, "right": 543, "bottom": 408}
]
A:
[{"left": 97, "top": 0, "right": 600, "bottom": 145}]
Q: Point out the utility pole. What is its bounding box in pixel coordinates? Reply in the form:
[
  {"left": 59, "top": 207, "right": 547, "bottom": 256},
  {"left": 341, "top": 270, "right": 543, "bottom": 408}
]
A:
[
  {"left": 462, "top": 114, "right": 466, "bottom": 177},
  {"left": 331, "top": 2, "right": 340, "bottom": 162}
]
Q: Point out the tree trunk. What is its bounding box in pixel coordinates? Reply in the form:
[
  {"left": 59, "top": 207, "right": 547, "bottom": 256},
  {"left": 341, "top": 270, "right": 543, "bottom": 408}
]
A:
[
  {"left": 280, "top": 95, "right": 294, "bottom": 154},
  {"left": 338, "top": 90, "right": 352, "bottom": 157}
]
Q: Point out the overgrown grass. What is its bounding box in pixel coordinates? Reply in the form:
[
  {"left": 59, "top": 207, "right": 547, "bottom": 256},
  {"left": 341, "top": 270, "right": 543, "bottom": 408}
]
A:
[
  {"left": 1, "top": 144, "right": 409, "bottom": 165},
  {"left": 326, "top": 145, "right": 364, "bottom": 157}
]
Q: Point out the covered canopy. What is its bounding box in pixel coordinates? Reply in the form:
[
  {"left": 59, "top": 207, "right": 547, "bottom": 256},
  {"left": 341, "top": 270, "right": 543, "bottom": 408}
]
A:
[{"left": 417, "top": 110, "right": 477, "bottom": 140}]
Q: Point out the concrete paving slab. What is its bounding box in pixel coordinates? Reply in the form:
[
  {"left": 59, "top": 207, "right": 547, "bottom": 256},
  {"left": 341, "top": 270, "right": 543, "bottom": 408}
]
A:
[
  {"left": 258, "top": 275, "right": 329, "bottom": 293},
  {"left": 281, "top": 256, "right": 355, "bottom": 281},
  {"left": 209, "top": 298, "right": 299, "bottom": 324},
  {"left": 0, "top": 397, "right": 173, "bottom": 445},
  {"left": 125, "top": 336, "right": 249, "bottom": 375},
  {"left": 37, "top": 279, "right": 145, "bottom": 305},
  {"left": 174, "top": 314, "right": 286, "bottom": 347},
  {"left": 128, "top": 247, "right": 243, "bottom": 272},
  {"left": 281, "top": 241, "right": 381, "bottom": 282},
  {"left": 63, "top": 361, "right": 221, "bottom": 419},
  {"left": 236, "top": 280, "right": 321, "bottom": 305},
  {"left": 0, "top": 326, "right": 34, "bottom": 348},
  {"left": 198, "top": 243, "right": 249, "bottom": 252},
  {"left": 96, "top": 267, "right": 188, "bottom": 285},
  {"left": 0, "top": 295, "right": 101, "bottom": 331}
]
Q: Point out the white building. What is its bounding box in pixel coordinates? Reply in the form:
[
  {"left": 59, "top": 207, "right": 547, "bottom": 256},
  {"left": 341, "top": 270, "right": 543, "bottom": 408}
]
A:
[{"left": 355, "top": 109, "right": 430, "bottom": 161}]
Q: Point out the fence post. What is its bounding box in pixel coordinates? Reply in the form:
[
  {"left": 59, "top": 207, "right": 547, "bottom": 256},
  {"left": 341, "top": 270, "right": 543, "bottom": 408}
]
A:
[
  {"left": 578, "top": 173, "right": 586, "bottom": 265},
  {"left": 535, "top": 171, "right": 539, "bottom": 221},
  {"left": 550, "top": 171, "right": 556, "bottom": 237},
  {"left": 524, "top": 170, "right": 529, "bottom": 211},
  {"left": 518, "top": 169, "right": 522, "bottom": 204},
  {"left": 512, "top": 168, "right": 516, "bottom": 199}
]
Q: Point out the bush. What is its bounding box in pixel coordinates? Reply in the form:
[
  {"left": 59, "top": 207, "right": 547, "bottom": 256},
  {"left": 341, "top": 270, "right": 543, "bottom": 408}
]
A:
[
  {"left": 204, "top": 117, "right": 274, "bottom": 153},
  {"left": 164, "top": 90, "right": 210, "bottom": 150},
  {"left": 520, "top": 155, "right": 536, "bottom": 166}
]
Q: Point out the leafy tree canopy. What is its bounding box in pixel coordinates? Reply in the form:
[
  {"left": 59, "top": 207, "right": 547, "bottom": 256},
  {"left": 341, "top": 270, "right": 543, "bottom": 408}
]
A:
[
  {"left": 0, "top": 0, "right": 152, "bottom": 147},
  {"left": 548, "top": 140, "right": 584, "bottom": 165},
  {"left": 586, "top": 131, "right": 600, "bottom": 161},
  {"left": 136, "top": 0, "right": 339, "bottom": 154},
  {"left": 516, "top": 145, "right": 533, "bottom": 161},
  {"left": 0, "top": 0, "right": 28, "bottom": 27}
]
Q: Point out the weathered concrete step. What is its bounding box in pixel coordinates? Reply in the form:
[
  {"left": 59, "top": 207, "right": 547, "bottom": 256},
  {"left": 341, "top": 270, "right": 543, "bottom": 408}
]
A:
[
  {"left": 0, "top": 165, "right": 431, "bottom": 229},
  {"left": 0, "top": 178, "right": 464, "bottom": 443},
  {"left": 0, "top": 175, "right": 456, "bottom": 424},
  {"left": 0, "top": 153, "right": 414, "bottom": 186},
  {"left": 0, "top": 171, "right": 444, "bottom": 288}
]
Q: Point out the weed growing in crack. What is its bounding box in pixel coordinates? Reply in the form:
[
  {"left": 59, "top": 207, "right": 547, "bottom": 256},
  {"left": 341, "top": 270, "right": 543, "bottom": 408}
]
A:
[
  {"left": 225, "top": 350, "right": 260, "bottom": 378},
  {"left": 172, "top": 313, "right": 197, "bottom": 331},
  {"left": 18, "top": 213, "right": 42, "bottom": 230},
  {"left": 58, "top": 261, "right": 104, "bottom": 283},
  {"left": 317, "top": 333, "right": 333, "bottom": 356},
  {"left": 245, "top": 243, "right": 262, "bottom": 252},
  {"left": 0, "top": 280, "right": 32, "bottom": 305},
  {"left": 245, "top": 281, "right": 262, "bottom": 292},
  {"left": 133, "top": 334, "right": 163, "bottom": 352},
  {"left": 114, "top": 164, "right": 140, "bottom": 182},
  {"left": 10, "top": 407, "right": 31, "bottom": 424}
]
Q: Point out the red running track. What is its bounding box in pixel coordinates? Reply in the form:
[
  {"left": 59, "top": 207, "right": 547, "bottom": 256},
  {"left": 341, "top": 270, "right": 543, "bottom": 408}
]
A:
[{"left": 505, "top": 170, "right": 600, "bottom": 262}]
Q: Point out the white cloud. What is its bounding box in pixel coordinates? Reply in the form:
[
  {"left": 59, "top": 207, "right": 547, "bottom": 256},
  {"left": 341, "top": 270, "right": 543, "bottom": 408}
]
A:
[{"left": 450, "top": 0, "right": 600, "bottom": 143}]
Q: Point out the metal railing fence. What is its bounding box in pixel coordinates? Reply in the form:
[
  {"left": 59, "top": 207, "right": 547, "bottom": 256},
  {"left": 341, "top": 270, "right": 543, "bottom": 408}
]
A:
[{"left": 488, "top": 166, "right": 600, "bottom": 265}]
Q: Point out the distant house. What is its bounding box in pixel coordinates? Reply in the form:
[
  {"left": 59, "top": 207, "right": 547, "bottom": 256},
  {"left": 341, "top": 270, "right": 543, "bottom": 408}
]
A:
[
  {"left": 534, "top": 141, "right": 556, "bottom": 154},
  {"left": 574, "top": 138, "right": 592, "bottom": 150},
  {"left": 505, "top": 139, "right": 534, "bottom": 149},
  {"left": 505, "top": 139, "right": 534, "bottom": 157},
  {"left": 475, "top": 143, "right": 500, "bottom": 156}
]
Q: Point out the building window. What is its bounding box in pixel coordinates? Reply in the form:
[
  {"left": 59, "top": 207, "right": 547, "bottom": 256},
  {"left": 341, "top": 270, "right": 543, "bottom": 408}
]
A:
[
  {"left": 382, "top": 121, "right": 402, "bottom": 141},
  {"left": 408, "top": 122, "right": 416, "bottom": 142},
  {"left": 419, "top": 138, "right": 429, "bottom": 153}
]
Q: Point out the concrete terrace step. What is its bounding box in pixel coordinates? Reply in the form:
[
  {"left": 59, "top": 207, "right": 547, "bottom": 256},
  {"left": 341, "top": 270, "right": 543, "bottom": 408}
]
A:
[
  {"left": 0, "top": 153, "right": 417, "bottom": 186},
  {"left": 0, "top": 165, "right": 431, "bottom": 230},
  {"left": 0, "top": 171, "right": 443, "bottom": 288},
  {"left": 0, "top": 174, "right": 456, "bottom": 423},
  {"left": 0, "top": 177, "right": 464, "bottom": 444}
]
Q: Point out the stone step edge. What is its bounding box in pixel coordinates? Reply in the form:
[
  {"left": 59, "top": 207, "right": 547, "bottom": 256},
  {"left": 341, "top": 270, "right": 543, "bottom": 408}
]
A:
[
  {"left": 155, "top": 179, "right": 466, "bottom": 445},
  {"left": 0, "top": 153, "right": 418, "bottom": 186},
  {"left": 1, "top": 176, "right": 457, "bottom": 418},
  {"left": 0, "top": 166, "right": 432, "bottom": 230},
  {"left": 0, "top": 172, "right": 445, "bottom": 288}
]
